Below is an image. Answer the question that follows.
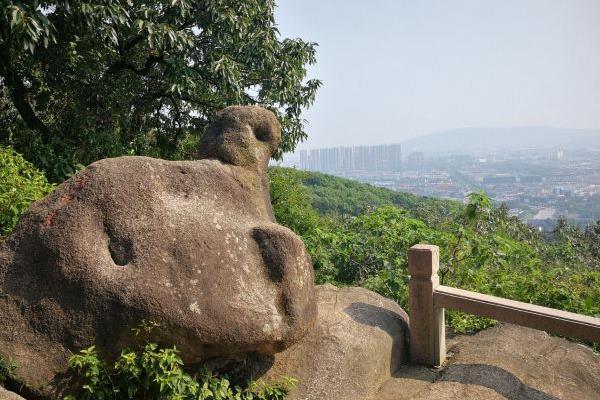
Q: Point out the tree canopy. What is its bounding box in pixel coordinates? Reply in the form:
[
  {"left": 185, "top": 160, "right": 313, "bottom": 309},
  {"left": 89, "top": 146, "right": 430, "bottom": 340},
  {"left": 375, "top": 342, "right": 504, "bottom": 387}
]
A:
[{"left": 0, "top": 0, "right": 320, "bottom": 180}]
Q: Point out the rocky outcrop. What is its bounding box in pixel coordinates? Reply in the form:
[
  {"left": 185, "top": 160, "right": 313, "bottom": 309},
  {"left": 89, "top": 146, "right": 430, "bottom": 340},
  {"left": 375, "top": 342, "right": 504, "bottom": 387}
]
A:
[
  {"left": 0, "top": 106, "right": 317, "bottom": 398},
  {"left": 376, "top": 323, "right": 600, "bottom": 400},
  {"left": 2, "top": 107, "right": 597, "bottom": 400},
  {"left": 261, "top": 284, "right": 409, "bottom": 400}
]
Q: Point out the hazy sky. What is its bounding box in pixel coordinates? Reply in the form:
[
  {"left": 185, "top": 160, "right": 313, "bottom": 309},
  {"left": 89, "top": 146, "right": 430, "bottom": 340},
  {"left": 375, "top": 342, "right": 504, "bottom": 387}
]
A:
[{"left": 275, "top": 0, "right": 600, "bottom": 149}]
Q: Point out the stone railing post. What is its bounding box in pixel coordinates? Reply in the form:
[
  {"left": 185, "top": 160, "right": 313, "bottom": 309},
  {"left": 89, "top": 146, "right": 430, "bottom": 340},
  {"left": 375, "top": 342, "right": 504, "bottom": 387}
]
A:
[{"left": 408, "top": 244, "right": 446, "bottom": 366}]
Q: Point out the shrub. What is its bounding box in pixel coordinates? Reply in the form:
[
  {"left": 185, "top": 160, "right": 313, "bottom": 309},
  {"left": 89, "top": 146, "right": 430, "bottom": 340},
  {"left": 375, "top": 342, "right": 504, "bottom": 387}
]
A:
[
  {"left": 66, "top": 322, "right": 295, "bottom": 400},
  {"left": 268, "top": 167, "right": 323, "bottom": 237},
  {"left": 0, "top": 146, "right": 54, "bottom": 237}
]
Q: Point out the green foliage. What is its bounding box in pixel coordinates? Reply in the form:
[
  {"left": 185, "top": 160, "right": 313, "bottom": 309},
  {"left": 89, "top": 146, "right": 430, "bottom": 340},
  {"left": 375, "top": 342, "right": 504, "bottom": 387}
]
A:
[
  {"left": 300, "top": 170, "right": 459, "bottom": 224},
  {"left": 0, "top": 1, "right": 321, "bottom": 181},
  {"left": 130, "top": 319, "right": 161, "bottom": 337},
  {"left": 320, "top": 206, "right": 443, "bottom": 284},
  {"left": 66, "top": 323, "right": 295, "bottom": 400},
  {"left": 270, "top": 168, "right": 600, "bottom": 343},
  {"left": 0, "top": 356, "right": 16, "bottom": 387},
  {"left": 0, "top": 145, "right": 54, "bottom": 237},
  {"left": 268, "top": 167, "right": 322, "bottom": 237},
  {"left": 584, "top": 220, "right": 600, "bottom": 260},
  {"left": 67, "top": 345, "right": 294, "bottom": 400}
]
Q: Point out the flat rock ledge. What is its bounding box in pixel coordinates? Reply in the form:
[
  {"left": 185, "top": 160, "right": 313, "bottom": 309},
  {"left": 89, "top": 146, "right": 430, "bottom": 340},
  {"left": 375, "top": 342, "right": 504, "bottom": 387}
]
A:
[
  {"left": 4, "top": 286, "right": 599, "bottom": 400},
  {"left": 376, "top": 323, "right": 600, "bottom": 400},
  {"left": 261, "top": 284, "right": 409, "bottom": 400}
]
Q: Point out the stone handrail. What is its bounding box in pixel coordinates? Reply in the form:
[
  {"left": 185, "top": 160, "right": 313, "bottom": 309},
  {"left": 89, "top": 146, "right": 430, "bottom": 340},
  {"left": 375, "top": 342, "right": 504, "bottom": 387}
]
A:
[{"left": 408, "top": 244, "right": 600, "bottom": 366}]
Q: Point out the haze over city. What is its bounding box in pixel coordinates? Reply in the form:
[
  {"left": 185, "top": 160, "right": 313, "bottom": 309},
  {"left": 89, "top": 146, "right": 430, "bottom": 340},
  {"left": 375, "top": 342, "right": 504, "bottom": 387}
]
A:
[{"left": 276, "top": 0, "right": 600, "bottom": 149}]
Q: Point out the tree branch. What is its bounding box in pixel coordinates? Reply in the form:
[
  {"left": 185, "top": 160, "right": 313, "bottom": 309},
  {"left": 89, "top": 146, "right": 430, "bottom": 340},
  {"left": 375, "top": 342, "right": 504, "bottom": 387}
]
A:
[
  {"left": 0, "top": 45, "right": 53, "bottom": 143},
  {"left": 144, "top": 89, "right": 218, "bottom": 110},
  {"left": 121, "top": 33, "right": 146, "bottom": 52},
  {"left": 167, "top": 94, "right": 182, "bottom": 151},
  {"left": 107, "top": 53, "right": 165, "bottom": 76}
]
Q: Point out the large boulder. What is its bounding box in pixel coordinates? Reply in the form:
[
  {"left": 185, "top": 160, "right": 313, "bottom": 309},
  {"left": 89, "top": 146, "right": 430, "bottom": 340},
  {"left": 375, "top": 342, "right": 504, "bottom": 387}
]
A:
[
  {"left": 0, "top": 106, "right": 316, "bottom": 399},
  {"left": 260, "top": 284, "right": 409, "bottom": 400},
  {"left": 376, "top": 323, "right": 600, "bottom": 400}
]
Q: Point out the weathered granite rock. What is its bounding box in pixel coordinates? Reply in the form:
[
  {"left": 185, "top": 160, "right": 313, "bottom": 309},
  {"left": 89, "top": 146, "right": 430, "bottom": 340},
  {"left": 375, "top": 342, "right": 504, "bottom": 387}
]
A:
[
  {"left": 0, "top": 387, "right": 26, "bottom": 400},
  {"left": 376, "top": 323, "right": 600, "bottom": 400},
  {"left": 0, "top": 106, "right": 316, "bottom": 398},
  {"left": 260, "top": 284, "right": 409, "bottom": 400}
]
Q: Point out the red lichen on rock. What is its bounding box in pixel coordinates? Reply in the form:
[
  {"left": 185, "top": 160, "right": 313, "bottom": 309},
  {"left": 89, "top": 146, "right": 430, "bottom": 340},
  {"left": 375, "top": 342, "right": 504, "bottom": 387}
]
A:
[
  {"left": 42, "top": 210, "right": 56, "bottom": 227},
  {"left": 74, "top": 175, "right": 89, "bottom": 190},
  {"left": 59, "top": 195, "right": 73, "bottom": 205}
]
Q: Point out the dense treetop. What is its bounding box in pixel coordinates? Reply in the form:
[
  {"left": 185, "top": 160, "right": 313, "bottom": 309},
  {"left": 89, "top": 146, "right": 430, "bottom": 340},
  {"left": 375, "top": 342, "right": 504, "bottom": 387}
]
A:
[
  {"left": 0, "top": 145, "right": 54, "bottom": 236},
  {"left": 0, "top": 0, "right": 320, "bottom": 180}
]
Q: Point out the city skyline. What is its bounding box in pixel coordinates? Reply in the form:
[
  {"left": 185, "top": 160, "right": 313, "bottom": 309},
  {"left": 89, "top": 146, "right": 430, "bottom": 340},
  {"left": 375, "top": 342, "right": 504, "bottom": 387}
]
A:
[
  {"left": 289, "top": 145, "right": 600, "bottom": 229},
  {"left": 299, "top": 144, "right": 403, "bottom": 172},
  {"left": 282, "top": 126, "right": 600, "bottom": 165}
]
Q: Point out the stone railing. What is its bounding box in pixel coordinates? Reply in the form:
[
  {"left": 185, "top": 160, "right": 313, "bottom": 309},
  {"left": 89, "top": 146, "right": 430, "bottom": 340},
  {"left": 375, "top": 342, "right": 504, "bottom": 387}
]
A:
[{"left": 408, "top": 244, "right": 600, "bottom": 366}]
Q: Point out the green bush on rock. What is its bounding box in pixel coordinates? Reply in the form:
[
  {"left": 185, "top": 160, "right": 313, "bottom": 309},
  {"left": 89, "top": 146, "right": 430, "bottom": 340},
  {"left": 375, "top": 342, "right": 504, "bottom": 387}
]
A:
[
  {"left": 66, "top": 346, "right": 294, "bottom": 400},
  {"left": 0, "top": 146, "right": 54, "bottom": 237},
  {"left": 65, "top": 323, "right": 295, "bottom": 400}
]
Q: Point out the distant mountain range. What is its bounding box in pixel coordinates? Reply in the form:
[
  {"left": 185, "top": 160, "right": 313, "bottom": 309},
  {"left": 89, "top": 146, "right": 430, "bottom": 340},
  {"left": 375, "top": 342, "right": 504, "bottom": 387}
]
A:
[{"left": 400, "top": 127, "right": 600, "bottom": 155}]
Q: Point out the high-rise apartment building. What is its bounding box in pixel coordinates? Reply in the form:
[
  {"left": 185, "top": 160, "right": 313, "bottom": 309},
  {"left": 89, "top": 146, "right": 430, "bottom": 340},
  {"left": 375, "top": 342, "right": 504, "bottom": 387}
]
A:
[
  {"left": 407, "top": 152, "right": 425, "bottom": 170},
  {"left": 299, "top": 144, "right": 402, "bottom": 173}
]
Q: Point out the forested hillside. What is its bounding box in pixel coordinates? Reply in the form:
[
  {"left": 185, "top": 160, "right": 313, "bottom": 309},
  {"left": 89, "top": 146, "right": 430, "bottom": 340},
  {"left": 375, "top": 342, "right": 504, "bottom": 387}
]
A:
[
  {"left": 269, "top": 167, "right": 600, "bottom": 346},
  {"left": 299, "top": 170, "right": 460, "bottom": 223}
]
